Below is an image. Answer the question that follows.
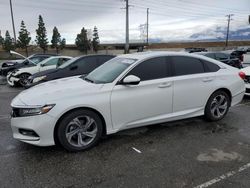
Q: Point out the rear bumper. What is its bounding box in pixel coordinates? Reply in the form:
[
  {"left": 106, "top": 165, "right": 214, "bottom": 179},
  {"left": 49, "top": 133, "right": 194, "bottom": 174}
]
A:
[{"left": 231, "top": 91, "right": 245, "bottom": 106}]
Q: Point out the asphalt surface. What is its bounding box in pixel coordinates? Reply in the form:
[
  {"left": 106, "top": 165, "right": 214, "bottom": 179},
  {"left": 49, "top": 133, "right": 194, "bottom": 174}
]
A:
[{"left": 1, "top": 84, "right": 250, "bottom": 188}]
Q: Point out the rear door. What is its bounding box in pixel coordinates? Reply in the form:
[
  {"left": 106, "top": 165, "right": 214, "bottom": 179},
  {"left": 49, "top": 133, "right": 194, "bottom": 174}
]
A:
[{"left": 171, "top": 56, "right": 219, "bottom": 113}]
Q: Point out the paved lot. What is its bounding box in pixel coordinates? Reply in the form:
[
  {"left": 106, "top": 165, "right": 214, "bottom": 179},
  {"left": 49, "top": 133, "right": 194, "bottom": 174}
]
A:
[{"left": 1, "top": 84, "right": 250, "bottom": 188}]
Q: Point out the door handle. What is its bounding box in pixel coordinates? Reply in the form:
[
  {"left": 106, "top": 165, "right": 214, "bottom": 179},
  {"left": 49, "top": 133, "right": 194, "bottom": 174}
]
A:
[
  {"left": 158, "top": 82, "right": 172, "bottom": 88},
  {"left": 203, "top": 77, "right": 213, "bottom": 82}
]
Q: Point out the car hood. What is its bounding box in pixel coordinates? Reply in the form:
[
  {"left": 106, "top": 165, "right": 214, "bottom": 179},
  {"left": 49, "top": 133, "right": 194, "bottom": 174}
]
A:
[
  {"left": 16, "top": 66, "right": 38, "bottom": 74},
  {"left": 32, "top": 68, "right": 58, "bottom": 78},
  {"left": 11, "top": 76, "right": 103, "bottom": 106},
  {"left": 242, "top": 67, "right": 250, "bottom": 76}
]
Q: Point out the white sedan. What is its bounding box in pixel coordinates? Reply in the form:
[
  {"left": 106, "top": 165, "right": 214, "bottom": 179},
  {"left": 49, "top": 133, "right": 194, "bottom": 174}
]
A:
[
  {"left": 7, "top": 56, "right": 72, "bottom": 87},
  {"left": 10, "top": 52, "right": 245, "bottom": 151}
]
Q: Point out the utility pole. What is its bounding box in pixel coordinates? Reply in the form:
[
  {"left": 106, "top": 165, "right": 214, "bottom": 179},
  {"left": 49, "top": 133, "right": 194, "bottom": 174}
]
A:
[
  {"left": 9, "top": 0, "right": 16, "bottom": 44},
  {"left": 146, "top": 8, "right": 149, "bottom": 45},
  {"left": 125, "top": 0, "right": 129, "bottom": 54},
  {"left": 225, "top": 14, "right": 233, "bottom": 48}
]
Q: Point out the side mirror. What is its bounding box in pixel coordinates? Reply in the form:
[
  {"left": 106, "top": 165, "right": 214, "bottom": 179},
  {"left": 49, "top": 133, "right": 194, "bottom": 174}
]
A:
[
  {"left": 122, "top": 75, "right": 140, "bottom": 85},
  {"left": 40, "top": 63, "right": 45, "bottom": 67},
  {"left": 70, "top": 65, "right": 78, "bottom": 70}
]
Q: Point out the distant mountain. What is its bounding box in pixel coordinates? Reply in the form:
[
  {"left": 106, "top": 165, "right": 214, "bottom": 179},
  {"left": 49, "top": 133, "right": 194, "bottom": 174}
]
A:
[{"left": 190, "top": 26, "right": 250, "bottom": 41}]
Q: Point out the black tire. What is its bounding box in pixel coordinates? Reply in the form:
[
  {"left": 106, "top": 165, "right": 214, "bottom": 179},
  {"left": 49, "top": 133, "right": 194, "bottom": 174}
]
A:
[
  {"left": 18, "top": 73, "right": 31, "bottom": 87},
  {"left": 57, "top": 109, "right": 103, "bottom": 152},
  {"left": 204, "top": 90, "right": 230, "bottom": 121}
]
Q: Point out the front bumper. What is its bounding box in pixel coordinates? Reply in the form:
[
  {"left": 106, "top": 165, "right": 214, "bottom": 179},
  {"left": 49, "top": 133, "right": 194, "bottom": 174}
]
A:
[
  {"left": 7, "top": 73, "right": 20, "bottom": 86},
  {"left": 11, "top": 114, "right": 57, "bottom": 146}
]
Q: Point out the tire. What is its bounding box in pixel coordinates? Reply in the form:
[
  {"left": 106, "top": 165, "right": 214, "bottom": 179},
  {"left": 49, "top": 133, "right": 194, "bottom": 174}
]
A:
[
  {"left": 57, "top": 109, "right": 103, "bottom": 152},
  {"left": 18, "top": 73, "right": 31, "bottom": 87},
  {"left": 204, "top": 90, "right": 230, "bottom": 121}
]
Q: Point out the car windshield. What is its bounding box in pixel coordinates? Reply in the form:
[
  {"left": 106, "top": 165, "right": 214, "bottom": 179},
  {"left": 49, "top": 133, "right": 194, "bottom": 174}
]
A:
[
  {"left": 58, "top": 57, "right": 79, "bottom": 69},
  {"left": 83, "top": 57, "right": 137, "bottom": 84}
]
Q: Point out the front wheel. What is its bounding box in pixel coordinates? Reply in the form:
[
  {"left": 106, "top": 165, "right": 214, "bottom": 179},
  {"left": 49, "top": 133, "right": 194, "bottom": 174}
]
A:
[
  {"left": 57, "top": 109, "right": 103, "bottom": 152},
  {"left": 204, "top": 91, "right": 230, "bottom": 121},
  {"left": 19, "top": 73, "right": 31, "bottom": 87}
]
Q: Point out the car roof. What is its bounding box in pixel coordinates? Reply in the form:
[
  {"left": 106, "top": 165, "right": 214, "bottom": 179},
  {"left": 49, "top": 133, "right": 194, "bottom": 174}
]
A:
[
  {"left": 78, "top": 54, "right": 116, "bottom": 59},
  {"left": 118, "top": 51, "right": 210, "bottom": 60}
]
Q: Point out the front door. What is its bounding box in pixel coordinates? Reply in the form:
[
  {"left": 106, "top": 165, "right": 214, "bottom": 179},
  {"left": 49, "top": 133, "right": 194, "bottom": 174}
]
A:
[{"left": 110, "top": 56, "right": 173, "bottom": 131}]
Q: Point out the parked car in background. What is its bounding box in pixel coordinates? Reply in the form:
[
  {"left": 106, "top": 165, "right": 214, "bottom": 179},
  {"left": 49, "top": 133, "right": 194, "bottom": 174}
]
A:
[
  {"left": 241, "top": 66, "right": 250, "bottom": 96},
  {"left": 0, "top": 54, "right": 58, "bottom": 76},
  {"left": 224, "top": 50, "right": 246, "bottom": 62},
  {"left": 196, "top": 52, "right": 242, "bottom": 68},
  {"left": 185, "top": 48, "right": 207, "bottom": 53},
  {"left": 242, "top": 53, "right": 250, "bottom": 68},
  {"left": 7, "top": 56, "right": 72, "bottom": 87},
  {"left": 26, "top": 54, "right": 115, "bottom": 88},
  {"left": 10, "top": 52, "right": 245, "bottom": 151}
]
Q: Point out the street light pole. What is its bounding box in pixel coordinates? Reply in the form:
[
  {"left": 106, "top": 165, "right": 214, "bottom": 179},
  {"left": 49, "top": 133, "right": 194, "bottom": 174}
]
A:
[
  {"left": 146, "top": 8, "right": 149, "bottom": 45},
  {"left": 125, "top": 0, "right": 129, "bottom": 54},
  {"left": 9, "top": 0, "right": 16, "bottom": 44}
]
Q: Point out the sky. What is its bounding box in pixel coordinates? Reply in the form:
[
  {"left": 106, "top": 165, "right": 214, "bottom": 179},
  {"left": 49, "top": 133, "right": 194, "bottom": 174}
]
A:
[{"left": 0, "top": 0, "right": 249, "bottom": 44}]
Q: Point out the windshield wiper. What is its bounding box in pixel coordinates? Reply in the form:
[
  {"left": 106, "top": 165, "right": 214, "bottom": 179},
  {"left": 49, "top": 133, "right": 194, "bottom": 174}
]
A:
[{"left": 84, "top": 77, "right": 94, "bottom": 83}]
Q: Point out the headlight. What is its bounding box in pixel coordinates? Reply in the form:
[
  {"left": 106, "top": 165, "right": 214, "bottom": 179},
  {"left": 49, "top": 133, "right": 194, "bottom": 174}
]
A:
[
  {"left": 15, "top": 104, "right": 55, "bottom": 117},
  {"left": 33, "top": 76, "right": 46, "bottom": 83}
]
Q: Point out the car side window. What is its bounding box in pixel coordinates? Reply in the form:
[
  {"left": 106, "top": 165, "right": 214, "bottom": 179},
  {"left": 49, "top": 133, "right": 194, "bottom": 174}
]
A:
[
  {"left": 44, "top": 58, "right": 59, "bottom": 66},
  {"left": 216, "top": 53, "right": 228, "bottom": 60},
  {"left": 128, "top": 57, "right": 169, "bottom": 81},
  {"left": 75, "top": 57, "right": 98, "bottom": 73},
  {"left": 172, "top": 56, "right": 205, "bottom": 76},
  {"left": 202, "top": 60, "right": 220, "bottom": 72},
  {"left": 205, "top": 53, "right": 215, "bottom": 59}
]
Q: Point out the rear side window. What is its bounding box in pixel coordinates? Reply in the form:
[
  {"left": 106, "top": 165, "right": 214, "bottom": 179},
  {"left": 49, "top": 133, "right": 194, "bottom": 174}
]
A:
[
  {"left": 172, "top": 56, "right": 205, "bottom": 76},
  {"left": 128, "top": 57, "right": 169, "bottom": 81},
  {"left": 75, "top": 57, "right": 98, "bottom": 73},
  {"left": 203, "top": 60, "right": 220, "bottom": 72}
]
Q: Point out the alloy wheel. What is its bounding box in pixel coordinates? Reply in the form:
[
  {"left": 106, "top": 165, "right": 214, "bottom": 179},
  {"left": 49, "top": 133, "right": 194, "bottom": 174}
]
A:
[
  {"left": 210, "top": 94, "right": 228, "bottom": 119},
  {"left": 65, "top": 115, "right": 98, "bottom": 147}
]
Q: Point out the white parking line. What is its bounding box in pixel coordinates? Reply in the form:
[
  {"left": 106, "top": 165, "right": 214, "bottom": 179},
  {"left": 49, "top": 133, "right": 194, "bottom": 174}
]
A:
[
  {"left": 194, "top": 163, "right": 250, "bottom": 188},
  {"left": 0, "top": 115, "right": 10, "bottom": 120},
  {"left": 132, "top": 147, "right": 142, "bottom": 153}
]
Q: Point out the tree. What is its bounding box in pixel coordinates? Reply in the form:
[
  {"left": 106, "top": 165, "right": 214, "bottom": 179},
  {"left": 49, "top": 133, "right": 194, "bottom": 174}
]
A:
[
  {"left": 51, "top": 27, "right": 61, "bottom": 54},
  {"left": 3, "top": 30, "right": 15, "bottom": 52},
  {"left": 92, "top": 26, "right": 100, "bottom": 53},
  {"left": 36, "top": 15, "right": 48, "bottom": 53},
  {"left": 17, "top": 20, "right": 31, "bottom": 56},
  {"left": 0, "top": 34, "right": 3, "bottom": 46},
  {"left": 75, "top": 27, "right": 90, "bottom": 54},
  {"left": 60, "top": 38, "right": 66, "bottom": 50}
]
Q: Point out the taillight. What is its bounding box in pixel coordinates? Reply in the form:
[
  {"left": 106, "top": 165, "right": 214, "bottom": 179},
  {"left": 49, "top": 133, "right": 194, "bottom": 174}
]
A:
[{"left": 239, "top": 71, "right": 246, "bottom": 80}]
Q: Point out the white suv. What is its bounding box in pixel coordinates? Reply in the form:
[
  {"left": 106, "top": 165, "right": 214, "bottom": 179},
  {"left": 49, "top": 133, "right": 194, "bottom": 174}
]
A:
[
  {"left": 7, "top": 56, "right": 72, "bottom": 87},
  {"left": 10, "top": 52, "right": 245, "bottom": 151}
]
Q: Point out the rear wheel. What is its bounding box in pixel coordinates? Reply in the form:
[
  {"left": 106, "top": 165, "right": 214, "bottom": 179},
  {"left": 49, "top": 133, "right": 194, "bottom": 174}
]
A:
[
  {"left": 57, "top": 109, "right": 103, "bottom": 152},
  {"left": 19, "top": 73, "right": 31, "bottom": 87},
  {"left": 204, "top": 90, "right": 230, "bottom": 121}
]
